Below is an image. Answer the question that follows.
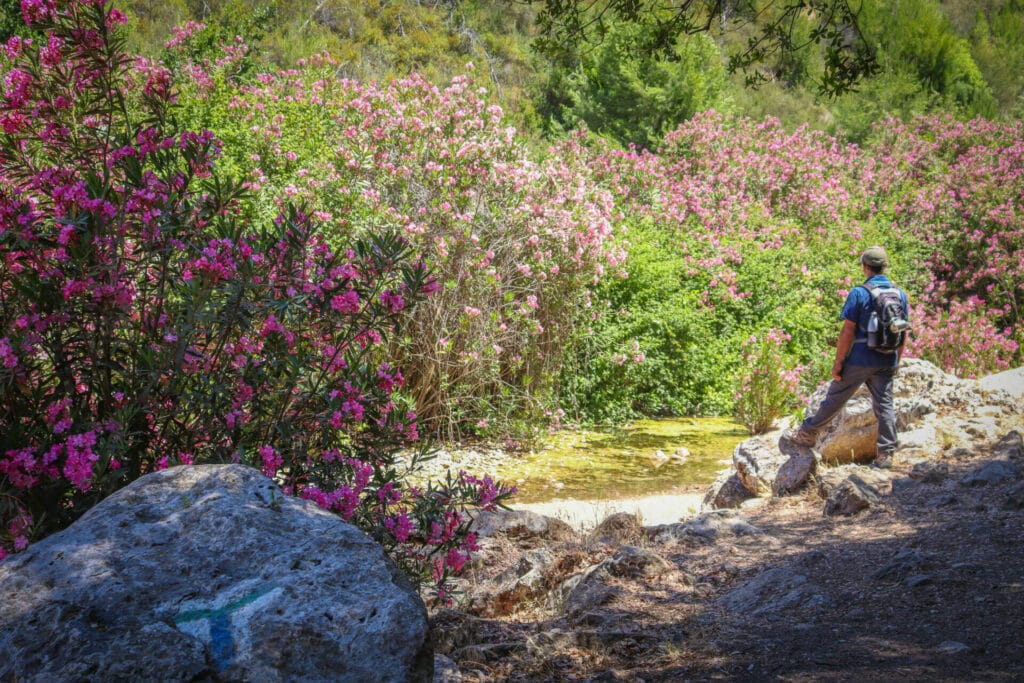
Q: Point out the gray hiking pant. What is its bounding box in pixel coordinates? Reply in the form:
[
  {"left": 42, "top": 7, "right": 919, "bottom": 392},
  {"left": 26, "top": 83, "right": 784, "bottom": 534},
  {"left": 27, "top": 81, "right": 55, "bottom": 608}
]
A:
[{"left": 800, "top": 364, "right": 898, "bottom": 456}]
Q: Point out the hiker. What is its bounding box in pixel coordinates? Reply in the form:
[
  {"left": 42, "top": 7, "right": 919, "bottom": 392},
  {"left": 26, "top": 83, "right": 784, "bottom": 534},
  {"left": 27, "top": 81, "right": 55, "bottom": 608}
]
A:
[{"left": 782, "top": 246, "right": 910, "bottom": 467}]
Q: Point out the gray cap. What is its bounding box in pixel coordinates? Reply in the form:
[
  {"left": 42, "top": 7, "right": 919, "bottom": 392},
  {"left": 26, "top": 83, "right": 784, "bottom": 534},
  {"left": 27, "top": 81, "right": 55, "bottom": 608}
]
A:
[{"left": 861, "top": 245, "right": 888, "bottom": 268}]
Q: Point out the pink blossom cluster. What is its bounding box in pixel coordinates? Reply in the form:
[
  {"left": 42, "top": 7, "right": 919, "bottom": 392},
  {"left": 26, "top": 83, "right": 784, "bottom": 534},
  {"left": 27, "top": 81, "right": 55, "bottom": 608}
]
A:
[
  {"left": 164, "top": 21, "right": 207, "bottom": 50},
  {"left": 585, "top": 112, "right": 870, "bottom": 305},
  {"left": 870, "top": 114, "right": 1024, "bottom": 373},
  {"left": 165, "top": 49, "right": 626, "bottom": 439},
  {"left": 905, "top": 297, "right": 1019, "bottom": 378},
  {"left": 301, "top": 463, "right": 512, "bottom": 599}
]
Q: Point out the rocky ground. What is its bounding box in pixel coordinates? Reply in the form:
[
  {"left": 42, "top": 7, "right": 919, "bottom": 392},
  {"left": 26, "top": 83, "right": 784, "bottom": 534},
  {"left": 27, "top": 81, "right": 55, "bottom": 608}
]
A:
[{"left": 431, "top": 363, "right": 1024, "bottom": 682}]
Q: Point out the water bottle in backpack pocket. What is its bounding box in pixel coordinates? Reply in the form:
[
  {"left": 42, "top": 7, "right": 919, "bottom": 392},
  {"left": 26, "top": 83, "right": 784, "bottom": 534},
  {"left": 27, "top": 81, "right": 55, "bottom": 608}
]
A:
[{"left": 863, "top": 283, "right": 909, "bottom": 353}]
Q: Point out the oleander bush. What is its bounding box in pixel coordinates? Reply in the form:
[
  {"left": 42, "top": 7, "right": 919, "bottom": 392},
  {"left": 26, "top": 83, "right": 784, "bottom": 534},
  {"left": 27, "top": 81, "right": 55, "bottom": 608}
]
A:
[
  {"left": 161, "top": 33, "right": 626, "bottom": 440},
  {"left": 0, "top": 0, "right": 513, "bottom": 600}
]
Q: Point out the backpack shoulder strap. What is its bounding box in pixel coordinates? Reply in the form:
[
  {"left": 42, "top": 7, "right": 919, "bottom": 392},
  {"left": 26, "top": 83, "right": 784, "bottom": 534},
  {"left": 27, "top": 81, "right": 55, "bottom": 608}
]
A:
[{"left": 858, "top": 282, "right": 880, "bottom": 301}]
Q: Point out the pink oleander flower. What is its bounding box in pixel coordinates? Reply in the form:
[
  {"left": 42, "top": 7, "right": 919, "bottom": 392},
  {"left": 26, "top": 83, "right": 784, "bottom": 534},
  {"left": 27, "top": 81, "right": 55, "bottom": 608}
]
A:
[
  {"left": 62, "top": 431, "right": 99, "bottom": 492},
  {"left": 379, "top": 289, "right": 404, "bottom": 312},
  {"left": 258, "top": 445, "right": 282, "bottom": 477},
  {"left": 330, "top": 290, "right": 360, "bottom": 313},
  {"left": 0, "top": 337, "right": 19, "bottom": 369}
]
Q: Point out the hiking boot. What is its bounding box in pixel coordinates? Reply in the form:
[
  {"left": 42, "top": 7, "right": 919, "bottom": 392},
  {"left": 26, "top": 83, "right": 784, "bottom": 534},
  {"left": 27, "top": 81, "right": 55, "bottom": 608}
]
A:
[
  {"left": 872, "top": 452, "right": 894, "bottom": 469},
  {"left": 781, "top": 428, "right": 817, "bottom": 448}
]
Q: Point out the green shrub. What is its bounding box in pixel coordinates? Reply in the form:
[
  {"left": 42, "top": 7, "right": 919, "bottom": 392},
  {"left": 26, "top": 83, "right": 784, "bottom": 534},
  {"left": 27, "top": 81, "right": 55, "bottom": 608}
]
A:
[{"left": 733, "top": 329, "right": 807, "bottom": 435}]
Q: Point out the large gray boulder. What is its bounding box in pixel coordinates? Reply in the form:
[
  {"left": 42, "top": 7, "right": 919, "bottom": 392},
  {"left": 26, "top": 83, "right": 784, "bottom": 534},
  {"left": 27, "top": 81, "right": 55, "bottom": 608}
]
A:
[
  {"left": 0, "top": 465, "right": 432, "bottom": 682},
  {"left": 808, "top": 358, "right": 970, "bottom": 463}
]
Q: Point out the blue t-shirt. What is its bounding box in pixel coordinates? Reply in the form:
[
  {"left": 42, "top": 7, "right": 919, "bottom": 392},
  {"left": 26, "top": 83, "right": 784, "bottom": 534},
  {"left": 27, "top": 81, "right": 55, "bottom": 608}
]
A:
[{"left": 841, "top": 274, "right": 909, "bottom": 367}]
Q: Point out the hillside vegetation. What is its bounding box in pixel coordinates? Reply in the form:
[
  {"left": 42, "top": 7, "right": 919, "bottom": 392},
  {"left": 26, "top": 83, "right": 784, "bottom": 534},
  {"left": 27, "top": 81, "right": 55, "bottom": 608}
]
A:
[{"left": 5, "top": 1, "right": 1022, "bottom": 138}]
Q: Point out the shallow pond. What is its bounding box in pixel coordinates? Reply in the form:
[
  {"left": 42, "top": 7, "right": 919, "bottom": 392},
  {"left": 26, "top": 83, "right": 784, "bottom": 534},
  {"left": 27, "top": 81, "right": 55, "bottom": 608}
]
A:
[{"left": 497, "top": 417, "right": 748, "bottom": 504}]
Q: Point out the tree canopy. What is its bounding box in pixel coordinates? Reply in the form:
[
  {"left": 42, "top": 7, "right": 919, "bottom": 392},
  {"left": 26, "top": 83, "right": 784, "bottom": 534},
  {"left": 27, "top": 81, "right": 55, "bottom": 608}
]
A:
[{"left": 529, "top": 0, "right": 880, "bottom": 96}]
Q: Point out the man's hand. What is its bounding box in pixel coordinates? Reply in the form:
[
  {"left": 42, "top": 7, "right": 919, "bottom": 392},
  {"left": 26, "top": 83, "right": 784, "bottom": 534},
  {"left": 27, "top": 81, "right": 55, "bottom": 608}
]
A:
[{"left": 831, "top": 360, "right": 844, "bottom": 382}]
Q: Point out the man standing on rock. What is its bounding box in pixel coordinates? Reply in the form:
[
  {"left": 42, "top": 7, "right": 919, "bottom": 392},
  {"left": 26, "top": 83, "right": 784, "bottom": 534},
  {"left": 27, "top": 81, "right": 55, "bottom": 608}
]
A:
[{"left": 782, "top": 246, "right": 910, "bottom": 467}]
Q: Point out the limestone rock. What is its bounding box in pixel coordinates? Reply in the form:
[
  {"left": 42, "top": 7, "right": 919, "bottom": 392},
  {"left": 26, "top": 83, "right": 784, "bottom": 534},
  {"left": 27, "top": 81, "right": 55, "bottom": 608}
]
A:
[
  {"left": 818, "top": 465, "right": 893, "bottom": 516},
  {"left": 898, "top": 422, "right": 939, "bottom": 451},
  {"left": 598, "top": 545, "right": 674, "bottom": 580},
  {"left": 733, "top": 435, "right": 790, "bottom": 494},
  {"left": 959, "top": 459, "right": 1019, "bottom": 487},
  {"left": 892, "top": 358, "right": 966, "bottom": 403},
  {"left": 702, "top": 471, "right": 754, "bottom": 510},
  {"left": 978, "top": 367, "right": 1024, "bottom": 400},
  {"left": 469, "top": 509, "right": 575, "bottom": 543},
  {"left": 806, "top": 358, "right": 966, "bottom": 463},
  {"left": 556, "top": 566, "right": 619, "bottom": 621},
  {"left": 909, "top": 460, "right": 950, "bottom": 484},
  {"left": 649, "top": 450, "right": 670, "bottom": 468},
  {"left": 469, "top": 549, "right": 554, "bottom": 617},
  {"left": 772, "top": 447, "right": 818, "bottom": 496},
  {"left": 948, "top": 446, "right": 977, "bottom": 459},
  {"left": 962, "top": 416, "right": 1005, "bottom": 441},
  {"left": 556, "top": 546, "right": 673, "bottom": 621},
  {"left": 807, "top": 393, "right": 885, "bottom": 463},
  {"left": 0, "top": 465, "right": 432, "bottom": 683},
  {"left": 993, "top": 430, "right": 1024, "bottom": 461},
  {"left": 647, "top": 510, "right": 763, "bottom": 545},
  {"left": 716, "top": 567, "right": 830, "bottom": 617},
  {"left": 817, "top": 465, "right": 894, "bottom": 498},
  {"left": 824, "top": 479, "right": 878, "bottom": 516}
]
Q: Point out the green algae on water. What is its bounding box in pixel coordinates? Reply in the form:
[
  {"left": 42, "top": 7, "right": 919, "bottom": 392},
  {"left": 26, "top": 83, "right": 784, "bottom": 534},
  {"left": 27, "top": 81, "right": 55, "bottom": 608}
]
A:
[{"left": 498, "top": 417, "right": 747, "bottom": 504}]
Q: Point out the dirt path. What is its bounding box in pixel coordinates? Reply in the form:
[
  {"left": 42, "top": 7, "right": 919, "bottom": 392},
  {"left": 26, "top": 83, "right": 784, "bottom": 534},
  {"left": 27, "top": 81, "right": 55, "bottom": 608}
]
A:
[{"left": 436, "top": 442, "right": 1024, "bottom": 682}]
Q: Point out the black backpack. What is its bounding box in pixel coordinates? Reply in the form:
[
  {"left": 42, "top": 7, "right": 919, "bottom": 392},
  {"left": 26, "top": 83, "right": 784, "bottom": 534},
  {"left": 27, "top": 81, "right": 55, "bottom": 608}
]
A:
[{"left": 861, "top": 283, "right": 909, "bottom": 353}]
